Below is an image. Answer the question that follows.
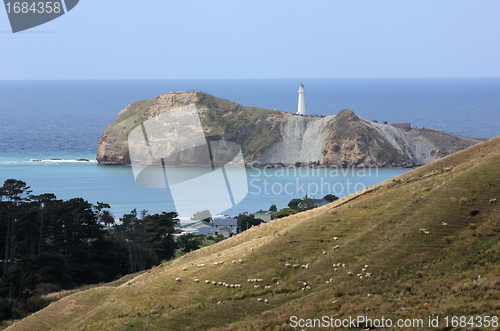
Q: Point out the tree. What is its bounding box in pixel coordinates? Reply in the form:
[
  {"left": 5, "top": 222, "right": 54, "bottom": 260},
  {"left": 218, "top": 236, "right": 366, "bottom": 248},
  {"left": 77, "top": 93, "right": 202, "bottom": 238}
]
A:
[
  {"left": 269, "top": 204, "right": 277, "bottom": 212},
  {"left": 296, "top": 195, "right": 318, "bottom": 212},
  {"left": 0, "top": 179, "right": 32, "bottom": 274},
  {"left": 176, "top": 233, "right": 203, "bottom": 254},
  {"left": 274, "top": 208, "right": 298, "bottom": 219},
  {"left": 30, "top": 193, "right": 59, "bottom": 255},
  {"left": 287, "top": 198, "right": 302, "bottom": 211},
  {"left": 237, "top": 214, "right": 263, "bottom": 232},
  {"left": 144, "top": 212, "right": 177, "bottom": 261},
  {"left": 322, "top": 194, "right": 339, "bottom": 202}
]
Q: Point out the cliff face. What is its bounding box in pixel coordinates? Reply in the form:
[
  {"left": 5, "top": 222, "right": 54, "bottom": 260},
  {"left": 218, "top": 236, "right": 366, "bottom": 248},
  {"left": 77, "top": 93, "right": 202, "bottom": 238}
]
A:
[{"left": 96, "top": 92, "right": 482, "bottom": 167}]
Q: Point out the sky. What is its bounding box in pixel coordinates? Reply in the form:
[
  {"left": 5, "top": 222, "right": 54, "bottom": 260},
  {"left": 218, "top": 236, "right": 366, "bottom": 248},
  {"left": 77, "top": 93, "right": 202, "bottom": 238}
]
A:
[{"left": 1, "top": 0, "right": 500, "bottom": 79}]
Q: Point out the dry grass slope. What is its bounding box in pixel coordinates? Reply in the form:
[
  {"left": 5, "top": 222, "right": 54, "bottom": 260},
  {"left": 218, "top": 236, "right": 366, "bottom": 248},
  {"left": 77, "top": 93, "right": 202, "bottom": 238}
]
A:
[{"left": 8, "top": 137, "right": 500, "bottom": 331}]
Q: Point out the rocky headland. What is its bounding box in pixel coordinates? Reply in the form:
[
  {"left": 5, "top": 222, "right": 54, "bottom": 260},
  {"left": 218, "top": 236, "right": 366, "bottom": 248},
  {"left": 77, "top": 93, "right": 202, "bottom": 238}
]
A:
[{"left": 96, "top": 91, "right": 482, "bottom": 167}]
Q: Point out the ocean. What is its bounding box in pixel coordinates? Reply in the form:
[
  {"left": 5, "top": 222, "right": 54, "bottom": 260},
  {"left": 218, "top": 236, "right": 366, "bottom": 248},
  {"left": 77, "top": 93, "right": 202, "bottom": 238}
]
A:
[{"left": 0, "top": 78, "right": 499, "bottom": 218}]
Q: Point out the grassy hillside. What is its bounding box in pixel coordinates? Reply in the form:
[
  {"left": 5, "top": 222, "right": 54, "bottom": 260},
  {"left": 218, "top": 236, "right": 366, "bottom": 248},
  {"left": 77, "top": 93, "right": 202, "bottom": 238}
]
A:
[{"left": 9, "top": 137, "right": 500, "bottom": 330}]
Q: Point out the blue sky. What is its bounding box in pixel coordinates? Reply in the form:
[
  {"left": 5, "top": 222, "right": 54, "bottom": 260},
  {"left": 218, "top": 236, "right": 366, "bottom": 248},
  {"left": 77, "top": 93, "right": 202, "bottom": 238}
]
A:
[{"left": 1, "top": 0, "right": 499, "bottom": 79}]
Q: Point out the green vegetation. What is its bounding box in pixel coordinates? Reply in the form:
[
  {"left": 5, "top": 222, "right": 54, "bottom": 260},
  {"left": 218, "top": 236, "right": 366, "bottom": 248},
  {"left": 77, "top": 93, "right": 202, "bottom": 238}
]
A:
[
  {"left": 0, "top": 180, "right": 179, "bottom": 322},
  {"left": 237, "top": 214, "right": 264, "bottom": 232},
  {"left": 274, "top": 208, "right": 298, "bottom": 219}
]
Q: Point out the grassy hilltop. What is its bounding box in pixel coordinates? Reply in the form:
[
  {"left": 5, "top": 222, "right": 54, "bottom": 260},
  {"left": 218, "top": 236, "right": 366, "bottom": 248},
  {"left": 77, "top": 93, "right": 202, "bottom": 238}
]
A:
[{"left": 10, "top": 137, "right": 500, "bottom": 330}]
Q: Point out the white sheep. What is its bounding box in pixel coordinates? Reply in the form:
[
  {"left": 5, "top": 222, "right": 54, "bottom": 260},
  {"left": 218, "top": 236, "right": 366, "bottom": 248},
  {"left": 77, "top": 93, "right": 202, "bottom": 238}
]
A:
[
  {"left": 441, "top": 222, "right": 448, "bottom": 226},
  {"left": 205, "top": 280, "right": 210, "bottom": 284},
  {"left": 194, "top": 279, "right": 199, "bottom": 282},
  {"left": 175, "top": 278, "right": 181, "bottom": 282},
  {"left": 264, "top": 299, "right": 269, "bottom": 304},
  {"left": 333, "top": 236, "right": 339, "bottom": 241},
  {"left": 347, "top": 272, "right": 353, "bottom": 276},
  {"left": 323, "top": 251, "right": 327, "bottom": 255},
  {"left": 238, "top": 259, "right": 244, "bottom": 264},
  {"left": 293, "top": 264, "right": 300, "bottom": 269},
  {"left": 183, "top": 267, "right": 188, "bottom": 271},
  {"left": 257, "top": 298, "right": 262, "bottom": 302},
  {"left": 364, "top": 264, "right": 369, "bottom": 268}
]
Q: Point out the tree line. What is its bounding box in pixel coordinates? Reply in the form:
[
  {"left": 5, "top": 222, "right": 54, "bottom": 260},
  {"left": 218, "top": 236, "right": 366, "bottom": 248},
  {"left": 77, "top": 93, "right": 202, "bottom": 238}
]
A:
[{"left": 0, "top": 179, "right": 184, "bottom": 320}]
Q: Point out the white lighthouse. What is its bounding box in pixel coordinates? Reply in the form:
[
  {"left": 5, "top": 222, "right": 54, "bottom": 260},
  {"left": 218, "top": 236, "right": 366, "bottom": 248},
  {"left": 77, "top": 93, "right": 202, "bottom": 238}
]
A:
[{"left": 296, "top": 83, "right": 306, "bottom": 115}]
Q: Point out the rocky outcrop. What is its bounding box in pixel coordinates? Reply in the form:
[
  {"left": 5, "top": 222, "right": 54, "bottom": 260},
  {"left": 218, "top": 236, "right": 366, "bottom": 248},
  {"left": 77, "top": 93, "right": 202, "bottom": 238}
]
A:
[{"left": 96, "top": 91, "right": 483, "bottom": 167}]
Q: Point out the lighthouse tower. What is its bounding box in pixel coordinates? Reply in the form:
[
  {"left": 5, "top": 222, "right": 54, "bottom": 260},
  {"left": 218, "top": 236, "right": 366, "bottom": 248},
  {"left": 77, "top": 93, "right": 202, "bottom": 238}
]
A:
[{"left": 296, "top": 83, "right": 306, "bottom": 115}]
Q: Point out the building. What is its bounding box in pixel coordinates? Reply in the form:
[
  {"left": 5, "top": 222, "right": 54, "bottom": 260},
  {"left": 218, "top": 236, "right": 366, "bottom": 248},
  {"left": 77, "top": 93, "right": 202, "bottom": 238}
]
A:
[
  {"left": 254, "top": 210, "right": 277, "bottom": 222},
  {"left": 213, "top": 218, "right": 238, "bottom": 235},
  {"left": 198, "top": 226, "right": 233, "bottom": 238},
  {"left": 296, "top": 83, "right": 306, "bottom": 115}
]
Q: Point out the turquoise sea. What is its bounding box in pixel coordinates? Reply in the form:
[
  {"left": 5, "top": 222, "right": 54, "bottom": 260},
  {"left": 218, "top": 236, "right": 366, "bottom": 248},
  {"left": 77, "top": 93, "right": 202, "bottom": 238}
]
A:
[{"left": 0, "top": 79, "right": 499, "bottom": 218}]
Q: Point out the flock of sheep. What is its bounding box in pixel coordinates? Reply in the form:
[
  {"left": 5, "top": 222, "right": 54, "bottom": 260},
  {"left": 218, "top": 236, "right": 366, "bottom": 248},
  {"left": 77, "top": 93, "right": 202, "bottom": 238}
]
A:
[{"left": 169, "top": 193, "right": 498, "bottom": 305}]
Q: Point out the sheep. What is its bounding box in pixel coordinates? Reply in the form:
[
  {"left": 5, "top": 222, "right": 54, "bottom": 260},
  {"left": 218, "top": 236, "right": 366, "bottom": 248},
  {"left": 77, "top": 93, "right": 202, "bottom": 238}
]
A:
[
  {"left": 424, "top": 231, "right": 430, "bottom": 234},
  {"left": 205, "top": 280, "right": 210, "bottom": 284},
  {"left": 197, "top": 264, "right": 205, "bottom": 268},
  {"left": 219, "top": 261, "right": 225, "bottom": 265},
  {"left": 326, "top": 280, "right": 330, "bottom": 284},
  {"left": 347, "top": 272, "right": 353, "bottom": 276},
  {"left": 285, "top": 263, "right": 291, "bottom": 268},
  {"left": 443, "top": 166, "right": 453, "bottom": 172},
  {"left": 333, "top": 245, "right": 340, "bottom": 250},
  {"left": 254, "top": 285, "right": 260, "bottom": 288},
  {"left": 238, "top": 259, "right": 244, "bottom": 264},
  {"left": 329, "top": 278, "right": 333, "bottom": 282},
  {"left": 257, "top": 298, "right": 262, "bottom": 302},
  {"left": 232, "top": 260, "right": 236, "bottom": 264},
  {"left": 214, "top": 262, "right": 219, "bottom": 266},
  {"left": 251, "top": 247, "right": 254, "bottom": 251},
  {"left": 218, "top": 281, "right": 223, "bottom": 286},
  {"left": 333, "top": 236, "right": 339, "bottom": 241},
  {"left": 365, "top": 273, "right": 372, "bottom": 278},
  {"left": 323, "top": 251, "right": 327, "bottom": 255},
  {"left": 293, "top": 264, "right": 300, "bottom": 269},
  {"left": 305, "top": 286, "right": 311, "bottom": 290},
  {"left": 490, "top": 198, "right": 497, "bottom": 204},
  {"left": 217, "top": 301, "right": 222, "bottom": 304},
  {"left": 212, "top": 281, "right": 216, "bottom": 286},
  {"left": 357, "top": 273, "right": 362, "bottom": 277},
  {"left": 183, "top": 267, "right": 188, "bottom": 271},
  {"left": 342, "top": 264, "right": 346, "bottom": 268},
  {"left": 441, "top": 222, "right": 448, "bottom": 226},
  {"left": 302, "top": 263, "right": 310, "bottom": 269},
  {"left": 359, "top": 276, "right": 364, "bottom": 280},
  {"left": 264, "top": 299, "right": 269, "bottom": 304},
  {"left": 175, "top": 278, "right": 181, "bottom": 282},
  {"left": 367, "top": 293, "right": 372, "bottom": 297},
  {"left": 264, "top": 285, "right": 271, "bottom": 289},
  {"left": 332, "top": 300, "right": 338, "bottom": 304},
  {"left": 364, "top": 264, "right": 369, "bottom": 268},
  {"left": 334, "top": 268, "right": 337, "bottom": 272},
  {"left": 419, "top": 228, "right": 427, "bottom": 233},
  {"left": 362, "top": 268, "right": 367, "bottom": 272},
  {"left": 194, "top": 279, "right": 199, "bottom": 282},
  {"left": 272, "top": 277, "right": 279, "bottom": 282}
]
